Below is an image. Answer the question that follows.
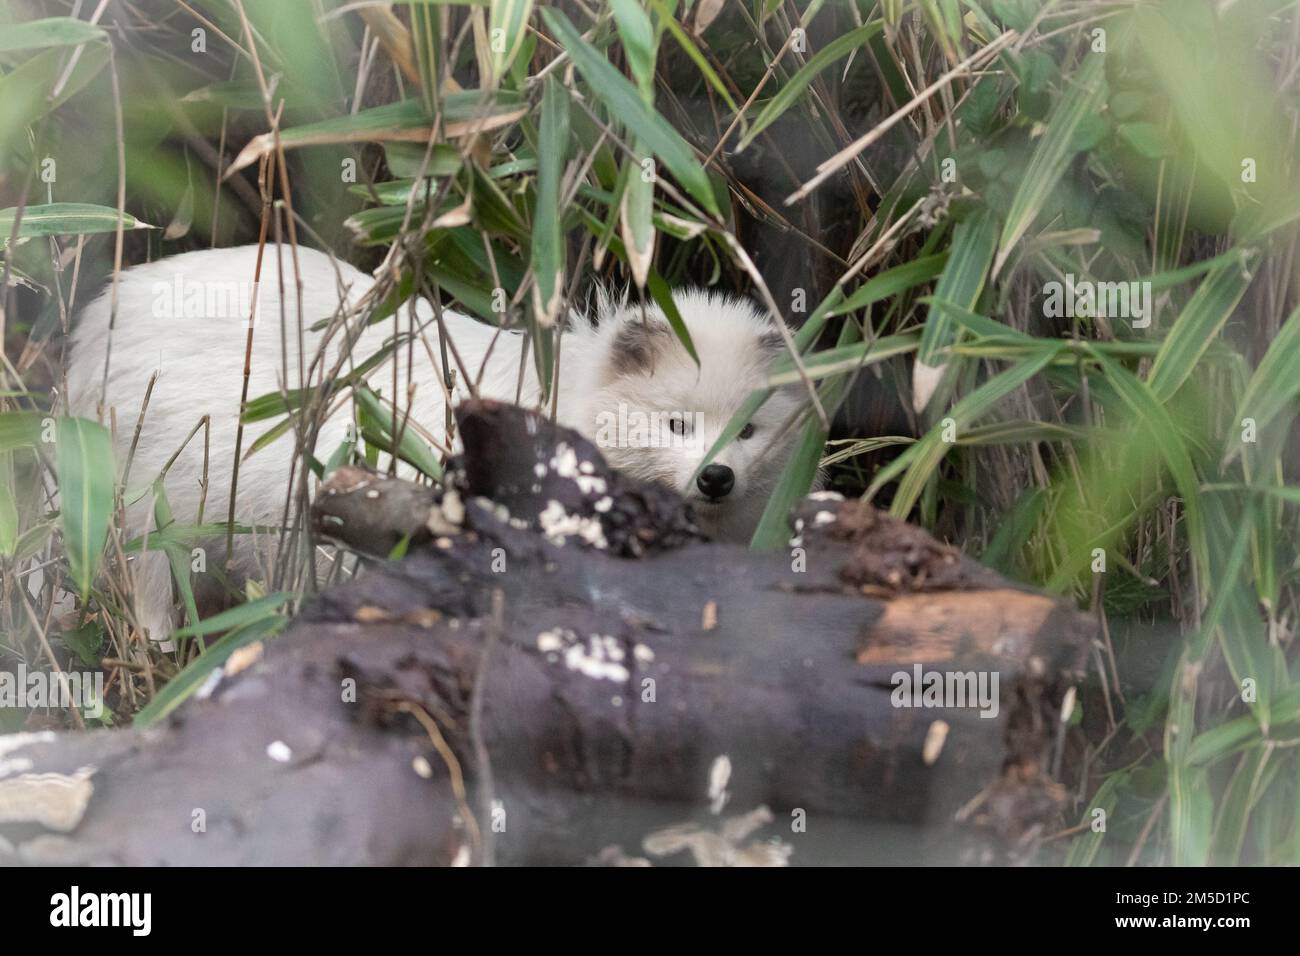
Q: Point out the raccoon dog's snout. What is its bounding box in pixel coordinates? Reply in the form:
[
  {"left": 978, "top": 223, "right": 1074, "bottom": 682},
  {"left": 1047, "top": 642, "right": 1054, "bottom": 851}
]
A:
[{"left": 696, "top": 463, "right": 735, "bottom": 499}]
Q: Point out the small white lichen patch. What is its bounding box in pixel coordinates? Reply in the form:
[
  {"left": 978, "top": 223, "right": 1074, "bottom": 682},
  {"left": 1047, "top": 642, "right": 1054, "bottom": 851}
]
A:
[
  {"left": 594, "top": 496, "right": 613, "bottom": 513},
  {"left": 441, "top": 489, "right": 465, "bottom": 525},
  {"left": 808, "top": 490, "right": 845, "bottom": 502},
  {"left": 633, "top": 643, "right": 655, "bottom": 665},
  {"left": 551, "top": 443, "right": 607, "bottom": 495},
  {"left": 538, "top": 499, "right": 608, "bottom": 549},
  {"left": 535, "top": 629, "right": 629, "bottom": 681},
  {"left": 266, "top": 740, "right": 293, "bottom": 763},
  {"left": 708, "top": 755, "right": 732, "bottom": 815},
  {"left": 534, "top": 462, "right": 548, "bottom": 478},
  {"left": 813, "top": 510, "right": 836, "bottom": 528},
  {"left": 0, "top": 732, "right": 56, "bottom": 779},
  {"left": 565, "top": 636, "right": 629, "bottom": 682},
  {"left": 536, "top": 628, "right": 570, "bottom": 654},
  {"left": 412, "top": 755, "right": 434, "bottom": 779},
  {"left": 550, "top": 443, "right": 580, "bottom": 477}
]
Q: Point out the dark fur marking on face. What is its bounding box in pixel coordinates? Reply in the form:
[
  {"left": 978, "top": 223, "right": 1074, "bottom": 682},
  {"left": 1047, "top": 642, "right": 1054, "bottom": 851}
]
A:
[
  {"left": 609, "top": 320, "right": 672, "bottom": 378},
  {"left": 759, "top": 329, "right": 785, "bottom": 352}
]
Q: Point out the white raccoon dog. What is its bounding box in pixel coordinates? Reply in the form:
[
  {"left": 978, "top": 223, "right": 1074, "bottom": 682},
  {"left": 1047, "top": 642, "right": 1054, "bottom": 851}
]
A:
[{"left": 65, "top": 244, "right": 806, "bottom": 639}]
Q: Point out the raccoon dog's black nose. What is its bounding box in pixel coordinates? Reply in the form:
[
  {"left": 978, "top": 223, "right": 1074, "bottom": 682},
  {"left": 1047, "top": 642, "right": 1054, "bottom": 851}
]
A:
[{"left": 697, "top": 464, "right": 735, "bottom": 499}]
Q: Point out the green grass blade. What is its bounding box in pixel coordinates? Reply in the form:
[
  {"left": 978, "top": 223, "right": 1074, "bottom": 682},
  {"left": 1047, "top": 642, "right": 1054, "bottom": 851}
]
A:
[
  {"left": 737, "top": 20, "right": 883, "bottom": 152},
  {"left": 881, "top": 346, "right": 1061, "bottom": 517},
  {"left": 0, "top": 202, "right": 153, "bottom": 239},
  {"left": 489, "top": 0, "right": 535, "bottom": 83},
  {"left": 134, "top": 612, "right": 287, "bottom": 727},
  {"left": 55, "top": 417, "right": 115, "bottom": 599},
  {"left": 913, "top": 211, "right": 998, "bottom": 413},
  {"left": 993, "top": 52, "right": 1106, "bottom": 275},
  {"left": 541, "top": 7, "right": 720, "bottom": 218},
  {"left": 827, "top": 253, "right": 949, "bottom": 317},
  {"left": 0, "top": 16, "right": 107, "bottom": 54},
  {"left": 1148, "top": 257, "right": 1254, "bottom": 403},
  {"left": 530, "top": 75, "right": 569, "bottom": 324}
]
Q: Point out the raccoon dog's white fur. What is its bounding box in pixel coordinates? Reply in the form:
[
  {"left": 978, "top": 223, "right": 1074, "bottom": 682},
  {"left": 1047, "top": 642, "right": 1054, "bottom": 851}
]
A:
[{"left": 65, "top": 245, "right": 805, "bottom": 638}]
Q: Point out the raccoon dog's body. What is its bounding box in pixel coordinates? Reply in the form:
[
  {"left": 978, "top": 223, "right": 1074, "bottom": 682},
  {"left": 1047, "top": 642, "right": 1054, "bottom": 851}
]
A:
[{"left": 66, "top": 245, "right": 804, "bottom": 638}]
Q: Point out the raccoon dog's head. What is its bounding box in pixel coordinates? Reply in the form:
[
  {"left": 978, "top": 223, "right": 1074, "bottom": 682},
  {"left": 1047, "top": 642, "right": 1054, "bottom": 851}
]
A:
[{"left": 578, "top": 289, "right": 805, "bottom": 543}]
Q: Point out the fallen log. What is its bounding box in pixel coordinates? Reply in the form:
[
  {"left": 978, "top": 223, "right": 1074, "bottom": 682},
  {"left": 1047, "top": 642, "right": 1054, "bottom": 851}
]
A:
[{"left": 0, "top": 401, "right": 1092, "bottom": 865}]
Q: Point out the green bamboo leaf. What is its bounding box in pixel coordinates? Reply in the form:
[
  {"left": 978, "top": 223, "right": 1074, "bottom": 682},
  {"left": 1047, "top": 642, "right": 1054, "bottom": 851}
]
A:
[
  {"left": 1222, "top": 312, "right": 1292, "bottom": 462},
  {"left": 1211, "top": 747, "right": 1277, "bottom": 863},
  {"left": 620, "top": 154, "right": 656, "bottom": 288},
  {"left": 646, "top": 268, "right": 698, "bottom": 366},
  {"left": 737, "top": 20, "right": 884, "bottom": 151},
  {"left": 531, "top": 75, "right": 570, "bottom": 325},
  {"left": 1064, "top": 770, "right": 1127, "bottom": 866},
  {"left": 173, "top": 592, "right": 292, "bottom": 640},
  {"left": 1167, "top": 655, "right": 1214, "bottom": 866},
  {"left": 647, "top": 0, "right": 740, "bottom": 116},
  {"left": 1148, "top": 257, "right": 1253, "bottom": 403},
  {"left": 1187, "top": 686, "right": 1300, "bottom": 765},
  {"left": 611, "top": 0, "right": 656, "bottom": 102},
  {"left": 0, "top": 16, "right": 107, "bottom": 54},
  {"left": 467, "top": 162, "right": 529, "bottom": 239},
  {"left": 880, "top": 346, "right": 1061, "bottom": 517},
  {"left": 748, "top": 410, "right": 830, "bottom": 549},
  {"left": 1196, "top": 496, "right": 1273, "bottom": 727},
  {"left": 55, "top": 417, "right": 115, "bottom": 599},
  {"left": 0, "top": 411, "right": 44, "bottom": 451},
  {"left": 750, "top": 315, "right": 873, "bottom": 548},
  {"left": 1091, "top": 350, "right": 1207, "bottom": 573},
  {"left": 993, "top": 52, "right": 1106, "bottom": 275},
  {"left": 225, "top": 92, "right": 527, "bottom": 177},
  {"left": 921, "top": 297, "right": 1037, "bottom": 344},
  {"left": 0, "top": 43, "right": 109, "bottom": 150},
  {"left": 134, "top": 611, "right": 287, "bottom": 727},
  {"left": 768, "top": 333, "right": 918, "bottom": 385},
  {"left": 541, "top": 7, "right": 720, "bottom": 218},
  {"left": 0, "top": 203, "right": 153, "bottom": 240},
  {"left": 827, "top": 254, "right": 949, "bottom": 317},
  {"left": 0, "top": 452, "right": 17, "bottom": 555},
  {"left": 914, "top": 211, "right": 998, "bottom": 413},
  {"left": 489, "top": 0, "right": 535, "bottom": 83},
  {"left": 353, "top": 385, "right": 443, "bottom": 480},
  {"left": 151, "top": 482, "right": 200, "bottom": 627}
]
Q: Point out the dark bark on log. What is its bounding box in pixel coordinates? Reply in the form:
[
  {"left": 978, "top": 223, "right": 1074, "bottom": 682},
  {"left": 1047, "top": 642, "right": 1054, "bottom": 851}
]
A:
[{"left": 0, "top": 401, "right": 1093, "bottom": 866}]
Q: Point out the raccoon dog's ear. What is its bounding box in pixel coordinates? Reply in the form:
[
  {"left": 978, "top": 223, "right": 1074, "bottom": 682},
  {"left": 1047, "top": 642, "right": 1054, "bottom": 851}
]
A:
[
  {"left": 607, "top": 317, "right": 673, "bottom": 378},
  {"left": 759, "top": 327, "right": 786, "bottom": 352}
]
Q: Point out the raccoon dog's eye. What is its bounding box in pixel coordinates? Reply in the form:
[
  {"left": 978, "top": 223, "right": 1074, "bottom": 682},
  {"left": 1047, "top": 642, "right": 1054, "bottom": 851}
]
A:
[
  {"left": 669, "top": 416, "right": 690, "bottom": 435},
  {"left": 738, "top": 423, "right": 756, "bottom": 440}
]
